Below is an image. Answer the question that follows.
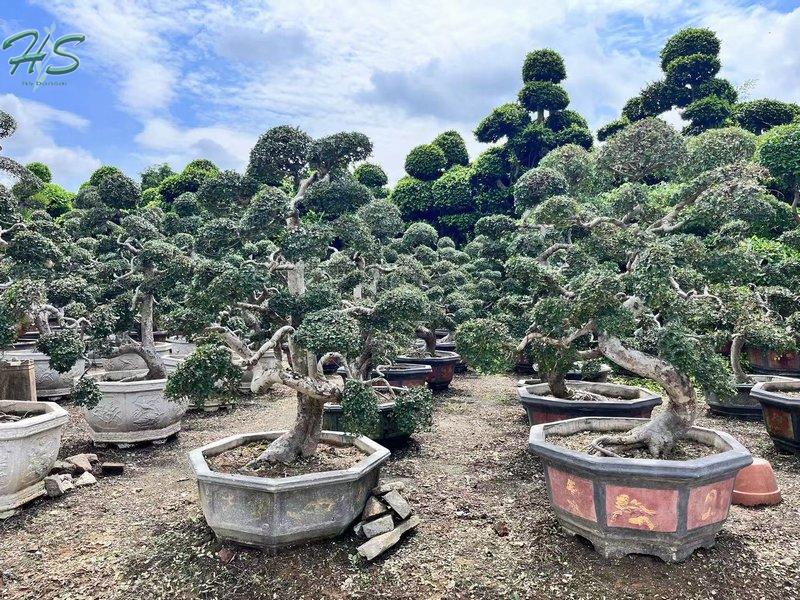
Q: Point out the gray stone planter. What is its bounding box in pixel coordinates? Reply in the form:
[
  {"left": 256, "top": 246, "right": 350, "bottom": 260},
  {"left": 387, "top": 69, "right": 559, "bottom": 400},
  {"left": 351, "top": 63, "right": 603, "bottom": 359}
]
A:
[
  {"left": 5, "top": 349, "right": 84, "bottom": 399},
  {"left": 189, "top": 430, "right": 390, "bottom": 548},
  {"left": 518, "top": 381, "right": 661, "bottom": 426},
  {"left": 706, "top": 375, "right": 796, "bottom": 421},
  {"left": 82, "top": 372, "right": 188, "bottom": 446},
  {"left": 751, "top": 379, "right": 800, "bottom": 454},
  {"left": 528, "top": 416, "right": 752, "bottom": 562},
  {"left": 1, "top": 400, "right": 69, "bottom": 518},
  {"left": 168, "top": 336, "right": 197, "bottom": 357}
]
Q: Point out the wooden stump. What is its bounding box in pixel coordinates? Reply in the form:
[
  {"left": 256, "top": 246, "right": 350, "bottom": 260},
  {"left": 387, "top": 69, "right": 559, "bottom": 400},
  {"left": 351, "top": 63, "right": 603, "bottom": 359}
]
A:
[{"left": 0, "top": 360, "right": 37, "bottom": 401}]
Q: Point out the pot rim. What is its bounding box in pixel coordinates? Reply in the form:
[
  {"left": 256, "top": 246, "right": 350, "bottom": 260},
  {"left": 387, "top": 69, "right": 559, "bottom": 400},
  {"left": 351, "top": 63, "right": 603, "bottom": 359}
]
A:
[
  {"left": 375, "top": 363, "right": 433, "bottom": 375},
  {"left": 396, "top": 350, "right": 460, "bottom": 364},
  {"left": 189, "top": 430, "right": 390, "bottom": 492},
  {"left": 528, "top": 416, "right": 752, "bottom": 480},
  {"left": 751, "top": 380, "right": 800, "bottom": 407},
  {"left": 90, "top": 371, "right": 167, "bottom": 391},
  {"left": 0, "top": 400, "right": 69, "bottom": 440},
  {"left": 518, "top": 381, "right": 662, "bottom": 409}
]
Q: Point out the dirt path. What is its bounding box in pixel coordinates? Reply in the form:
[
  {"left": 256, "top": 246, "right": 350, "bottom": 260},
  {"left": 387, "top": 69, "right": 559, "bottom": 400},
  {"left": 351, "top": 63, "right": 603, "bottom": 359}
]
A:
[{"left": 1, "top": 374, "right": 799, "bottom": 599}]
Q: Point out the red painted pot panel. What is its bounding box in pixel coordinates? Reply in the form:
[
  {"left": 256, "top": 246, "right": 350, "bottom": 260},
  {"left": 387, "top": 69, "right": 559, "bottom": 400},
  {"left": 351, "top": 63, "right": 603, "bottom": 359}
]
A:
[
  {"left": 547, "top": 467, "right": 597, "bottom": 522},
  {"left": 686, "top": 478, "right": 735, "bottom": 530},
  {"left": 764, "top": 405, "right": 794, "bottom": 440},
  {"left": 605, "top": 485, "right": 678, "bottom": 533}
]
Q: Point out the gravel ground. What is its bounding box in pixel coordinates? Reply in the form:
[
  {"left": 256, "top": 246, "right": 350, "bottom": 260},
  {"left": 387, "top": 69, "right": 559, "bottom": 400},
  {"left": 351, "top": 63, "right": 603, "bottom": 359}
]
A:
[{"left": 1, "top": 373, "right": 799, "bottom": 599}]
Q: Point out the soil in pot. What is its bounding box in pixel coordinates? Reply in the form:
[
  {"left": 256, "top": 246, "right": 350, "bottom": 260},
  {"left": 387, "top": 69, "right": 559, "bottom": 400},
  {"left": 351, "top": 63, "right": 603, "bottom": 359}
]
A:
[
  {"left": 550, "top": 431, "right": 721, "bottom": 460},
  {"left": 207, "top": 441, "right": 365, "bottom": 478}
]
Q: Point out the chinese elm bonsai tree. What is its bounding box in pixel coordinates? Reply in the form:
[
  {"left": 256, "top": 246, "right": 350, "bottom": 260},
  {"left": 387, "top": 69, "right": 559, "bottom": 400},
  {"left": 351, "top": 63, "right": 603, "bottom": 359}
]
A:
[
  {"left": 459, "top": 117, "right": 799, "bottom": 457},
  {"left": 167, "top": 126, "right": 433, "bottom": 464}
]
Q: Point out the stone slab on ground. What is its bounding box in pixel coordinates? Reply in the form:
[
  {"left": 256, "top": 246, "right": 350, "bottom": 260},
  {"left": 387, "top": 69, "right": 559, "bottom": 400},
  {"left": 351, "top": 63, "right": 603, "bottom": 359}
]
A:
[
  {"left": 383, "top": 489, "right": 412, "bottom": 519},
  {"left": 74, "top": 472, "right": 97, "bottom": 487},
  {"left": 362, "top": 514, "right": 394, "bottom": 539},
  {"left": 357, "top": 516, "right": 420, "bottom": 561},
  {"left": 361, "top": 496, "right": 389, "bottom": 521},
  {"left": 100, "top": 462, "right": 125, "bottom": 476},
  {"left": 372, "top": 481, "right": 405, "bottom": 495},
  {"left": 44, "top": 474, "right": 73, "bottom": 498},
  {"left": 66, "top": 454, "right": 96, "bottom": 474}
]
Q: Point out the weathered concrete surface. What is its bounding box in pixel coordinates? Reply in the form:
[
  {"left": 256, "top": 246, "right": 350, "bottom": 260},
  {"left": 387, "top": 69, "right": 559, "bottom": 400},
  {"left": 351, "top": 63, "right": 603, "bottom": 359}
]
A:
[
  {"left": 189, "top": 430, "right": 390, "bottom": 548},
  {"left": 0, "top": 400, "right": 68, "bottom": 518},
  {"left": 5, "top": 350, "right": 83, "bottom": 399},
  {"left": 82, "top": 375, "right": 188, "bottom": 445}
]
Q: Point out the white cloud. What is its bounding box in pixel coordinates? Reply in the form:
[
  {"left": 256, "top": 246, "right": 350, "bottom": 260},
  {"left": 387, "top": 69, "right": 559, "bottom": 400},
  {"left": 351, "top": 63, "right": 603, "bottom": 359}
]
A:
[
  {"left": 0, "top": 93, "right": 101, "bottom": 191},
  {"left": 133, "top": 117, "right": 255, "bottom": 172},
  {"left": 21, "top": 0, "right": 800, "bottom": 186}
]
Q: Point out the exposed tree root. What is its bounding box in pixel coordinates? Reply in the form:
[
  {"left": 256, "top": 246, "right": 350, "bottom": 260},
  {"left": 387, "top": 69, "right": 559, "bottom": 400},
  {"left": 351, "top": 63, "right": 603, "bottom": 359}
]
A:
[{"left": 591, "top": 411, "right": 689, "bottom": 459}]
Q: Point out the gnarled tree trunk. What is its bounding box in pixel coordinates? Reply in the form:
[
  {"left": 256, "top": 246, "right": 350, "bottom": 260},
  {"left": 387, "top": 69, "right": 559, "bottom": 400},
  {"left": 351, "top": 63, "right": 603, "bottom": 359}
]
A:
[
  {"left": 595, "top": 333, "right": 695, "bottom": 457},
  {"left": 730, "top": 333, "right": 749, "bottom": 384}
]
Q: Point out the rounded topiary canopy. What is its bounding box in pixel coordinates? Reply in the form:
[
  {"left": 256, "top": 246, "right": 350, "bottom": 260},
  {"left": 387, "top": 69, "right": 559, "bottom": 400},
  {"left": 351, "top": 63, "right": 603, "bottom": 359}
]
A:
[
  {"left": 597, "top": 118, "right": 687, "bottom": 182},
  {"left": 513, "top": 166, "right": 568, "bottom": 211},
  {"left": 391, "top": 176, "right": 434, "bottom": 221},
  {"left": 404, "top": 143, "right": 447, "bottom": 181},
  {"left": 431, "top": 165, "right": 473, "bottom": 214},
  {"left": 518, "top": 81, "right": 570, "bottom": 113},
  {"left": 432, "top": 130, "right": 470, "bottom": 168},
  {"left": 353, "top": 162, "right": 388, "bottom": 188},
  {"left": 474, "top": 103, "right": 531, "bottom": 143},
  {"left": 757, "top": 123, "right": 800, "bottom": 189},
  {"left": 684, "top": 127, "right": 756, "bottom": 177},
  {"left": 247, "top": 125, "right": 312, "bottom": 185},
  {"left": 660, "top": 27, "right": 720, "bottom": 70},
  {"left": 522, "top": 49, "right": 566, "bottom": 84},
  {"left": 735, "top": 100, "right": 800, "bottom": 135}
]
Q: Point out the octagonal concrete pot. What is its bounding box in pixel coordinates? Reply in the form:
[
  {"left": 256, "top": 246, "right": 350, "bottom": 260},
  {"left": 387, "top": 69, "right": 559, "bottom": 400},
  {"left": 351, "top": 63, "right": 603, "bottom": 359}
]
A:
[
  {"left": 706, "top": 375, "right": 796, "bottom": 421},
  {"left": 396, "top": 350, "right": 460, "bottom": 391},
  {"left": 529, "top": 416, "right": 752, "bottom": 562},
  {"left": 518, "top": 381, "right": 662, "bottom": 426},
  {"left": 5, "top": 349, "right": 84, "bottom": 399},
  {"left": 189, "top": 430, "right": 390, "bottom": 548},
  {"left": 751, "top": 379, "right": 800, "bottom": 454},
  {"left": 81, "top": 372, "right": 188, "bottom": 446},
  {"left": 0, "top": 400, "right": 69, "bottom": 518}
]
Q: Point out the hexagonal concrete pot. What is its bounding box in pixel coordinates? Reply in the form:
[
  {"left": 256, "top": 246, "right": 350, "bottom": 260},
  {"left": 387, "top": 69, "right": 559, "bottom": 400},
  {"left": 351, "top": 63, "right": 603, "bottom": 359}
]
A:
[
  {"left": 396, "top": 350, "right": 460, "bottom": 391},
  {"left": 81, "top": 372, "right": 188, "bottom": 446},
  {"left": 528, "top": 417, "right": 752, "bottom": 562},
  {"left": 751, "top": 379, "right": 800, "bottom": 454},
  {"left": 5, "top": 349, "right": 84, "bottom": 399},
  {"left": 706, "top": 375, "right": 797, "bottom": 421},
  {"left": 518, "top": 381, "right": 662, "bottom": 426},
  {"left": 189, "top": 431, "right": 390, "bottom": 548},
  {"left": 0, "top": 400, "right": 69, "bottom": 518}
]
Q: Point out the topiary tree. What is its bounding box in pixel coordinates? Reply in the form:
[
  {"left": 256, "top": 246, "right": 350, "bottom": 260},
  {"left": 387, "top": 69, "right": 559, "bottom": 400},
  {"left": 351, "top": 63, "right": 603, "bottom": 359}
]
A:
[
  {"left": 757, "top": 123, "right": 800, "bottom": 222},
  {"left": 600, "top": 27, "right": 799, "bottom": 139},
  {"left": 458, "top": 117, "right": 799, "bottom": 457},
  {"left": 25, "top": 161, "right": 51, "bottom": 183},
  {"left": 353, "top": 162, "right": 389, "bottom": 198},
  {"left": 168, "top": 126, "right": 434, "bottom": 464}
]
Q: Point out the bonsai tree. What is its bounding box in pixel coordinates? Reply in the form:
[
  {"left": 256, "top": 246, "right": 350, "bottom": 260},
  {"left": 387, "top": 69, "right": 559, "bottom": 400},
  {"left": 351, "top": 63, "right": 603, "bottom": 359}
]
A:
[
  {"left": 599, "top": 27, "right": 800, "bottom": 139},
  {"left": 167, "top": 126, "right": 433, "bottom": 464},
  {"left": 459, "top": 117, "right": 798, "bottom": 456}
]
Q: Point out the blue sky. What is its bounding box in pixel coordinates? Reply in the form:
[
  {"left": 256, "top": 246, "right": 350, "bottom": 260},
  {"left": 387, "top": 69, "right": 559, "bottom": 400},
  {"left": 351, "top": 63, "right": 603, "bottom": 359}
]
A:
[{"left": 1, "top": 0, "right": 799, "bottom": 191}]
